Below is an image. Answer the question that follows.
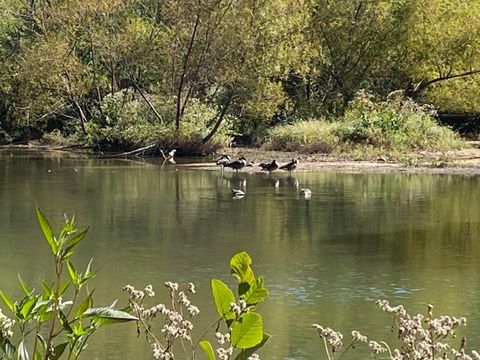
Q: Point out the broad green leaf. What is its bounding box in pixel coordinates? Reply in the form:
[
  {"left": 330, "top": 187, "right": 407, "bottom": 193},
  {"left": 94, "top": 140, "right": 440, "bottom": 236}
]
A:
[
  {"left": 199, "top": 340, "right": 216, "bottom": 360},
  {"left": 234, "top": 333, "right": 270, "bottom": 360},
  {"left": 36, "top": 334, "right": 46, "bottom": 353},
  {"left": 58, "top": 280, "right": 70, "bottom": 296},
  {"left": 50, "top": 342, "right": 68, "bottom": 360},
  {"left": 58, "top": 310, "right": 73, "bottom": 335},
  {"left": 231, "top": 312, "right": 263, "bottom": 349},
  {"left": 66, "top": 261, "right": 78, "bottom": 285},
  {"left": 75, "top": 290, "right": 94, "bottom": 318},
  {"left": 62, "top": 227, "right": 89, "bottom": 259},
  {"left": 33, "top": 301, "right": 51, "bottom": 322},
  {"left": 18, "top": 340, "right": 29, "bottom": 360},
  {"left": 41, "top": 281, "right": 53, "bottom": 299},
  {"left": 84, "top": 307, "right": 138, "bottom": 324},
  {"left": 36, "top": 208, "right": 57, "bottom": 254},
  {"left": 73, "top": 322, "right": 87, "bottom": 336},
  {"left": 107, "top": 299, "right": 118, "bottom": 309},
  {"left": 230, "top": 252, "right": 255, "bottom": 286},
  {"left": 240, "top": 277, "right": 268, "bottom": 305},
  {"left": 0, "top": 290, "right": 15, "bottom": 313},
  {"left": 80, "top": 259, "right": 96, "bottom": 285},
  {"left": 20, "top": 296, "right": 38, "bottom": 319},
  {"left": 84, "top": 258, "right": 93, "bottom": 276},
  {"left": 17, "top": 275, "right": 32, "bottom": 296},
  {"left": 211, "top": 279, "right": 235, "bottom": 320}
]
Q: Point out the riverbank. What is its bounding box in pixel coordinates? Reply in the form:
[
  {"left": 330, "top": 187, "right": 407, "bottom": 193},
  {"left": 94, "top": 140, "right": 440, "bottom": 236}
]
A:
[
  {"left": 2, "top": 142, "right": 480, "bottom": 175},
  {"left": 179, "top": 146, "right": 480, "bottom": 175},
  {"left": 170, "top": 140, "right": 480, "bottom": 175}
]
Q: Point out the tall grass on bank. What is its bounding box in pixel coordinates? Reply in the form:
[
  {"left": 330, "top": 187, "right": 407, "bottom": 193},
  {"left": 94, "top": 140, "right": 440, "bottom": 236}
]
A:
[
  {"left": 267, "top": 91, "right": 464, "bottom": 158},
  {"left": 267, "top": 120, "right": 340, "bottom": 153}
]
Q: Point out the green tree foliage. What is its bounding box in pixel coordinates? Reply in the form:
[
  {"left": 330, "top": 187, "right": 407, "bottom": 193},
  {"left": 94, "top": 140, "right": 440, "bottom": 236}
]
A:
[{"left": 0, "top": 0, "right": 480, "bottom": 147}]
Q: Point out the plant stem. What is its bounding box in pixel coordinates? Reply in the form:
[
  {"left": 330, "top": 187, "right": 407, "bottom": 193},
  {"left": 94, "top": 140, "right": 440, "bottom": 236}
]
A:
[
  {"left": 45, "top": 259, "right": 62, "bottom": 360},
  {"left": 32, "top": 322, "right": 41, "bottom": 356},
  {"left": 337, "top": 343, "right": 353, "bottom": 360},
  {"left": 321, "top": 336, "right": 332, "bottom": 360},
  {"left": 380, "top": 341, "right": 394, "bottom": 359}
]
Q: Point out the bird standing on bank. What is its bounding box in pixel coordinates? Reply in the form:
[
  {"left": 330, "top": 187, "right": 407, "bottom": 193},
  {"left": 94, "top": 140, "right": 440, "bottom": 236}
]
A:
[
  {"left": 224, "top": 157, "right": 248, "bottom": 172},
  {"left": 259, "top": 159, "right": 278, "bottom": 173},
  {"left": 160, "top": 149, "right": 176, "bottom": 164},
  {"left": 280, "top": 158, "right": 298, "bottom": 173},
  {"left": 216, "top": 154, "right": 231, "bottom": 171}
]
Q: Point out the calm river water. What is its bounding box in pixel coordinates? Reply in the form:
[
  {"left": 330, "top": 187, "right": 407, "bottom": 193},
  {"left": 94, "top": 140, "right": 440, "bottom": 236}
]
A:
[{"left": 1, "top": 151, "right": 480, "bottom": 359}]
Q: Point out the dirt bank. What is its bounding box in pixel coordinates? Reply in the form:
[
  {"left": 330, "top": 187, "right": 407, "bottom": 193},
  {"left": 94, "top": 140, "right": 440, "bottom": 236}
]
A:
[
  {"left": 178, "top": 145, "right": 480, "bottom": 175},
  {"left": 2, "top": 143, "right": 480, "bottom": 175}
]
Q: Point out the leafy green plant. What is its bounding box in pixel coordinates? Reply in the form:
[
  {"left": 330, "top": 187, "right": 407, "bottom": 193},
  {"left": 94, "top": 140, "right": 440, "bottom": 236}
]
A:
[
  {"left": 124, "top": 251, "right": 269, "bottom": 360},
  {"left": 0, "top": 209, "right": 137, "bottom": 360},
  {"left": 200, "top": 251, "right": 270, "bottom": 360}
]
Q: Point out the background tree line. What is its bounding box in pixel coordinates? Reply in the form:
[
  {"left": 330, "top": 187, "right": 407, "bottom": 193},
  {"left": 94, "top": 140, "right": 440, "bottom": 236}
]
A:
[{"left": 0, "top": 0, "right": 479, "bottom": 150}]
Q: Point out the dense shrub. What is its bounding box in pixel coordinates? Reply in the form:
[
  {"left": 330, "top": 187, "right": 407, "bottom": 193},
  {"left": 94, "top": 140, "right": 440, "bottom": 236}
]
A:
[
  {"left": 267, "top": 91, "right": 464, "bottom": 158},
  {"left": 82, "top": 91, "right": 233, "bottom": 155},
  {"left": 337, "top": 91, "right": 463, "bottom": 152}
]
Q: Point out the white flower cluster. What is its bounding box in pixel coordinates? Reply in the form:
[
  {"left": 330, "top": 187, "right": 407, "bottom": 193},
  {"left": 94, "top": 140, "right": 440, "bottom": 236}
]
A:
[
  {"left": 376, "top": 299, "right": 474, "bottom": 359},
  {"left": 160, "top": 310, "right": 194, "bottom": 341},
  {"left": 351, "top": 330, "right": 368, "bottom": 343},
  {"left": 312, "top": 324, "right": 343, "bottom": 351},
  {"left": 368, "top": 340, "right": 386, "bottom": 354},
  {"left": 123, "top": 284, "right": 147, "bottom": 301},
  {"left": 230, "top": 299, "right": 247, "bottom": 316},
  {"left": 0, "top": 309, "right": 14, "bottom": 339},
  {"left": 152, "top": 342, "right": 173, "bottom": 360},
  {"left": 124, "top": 282, "right": 200, "bottom": 360},
  {"left": 216, "top": 346, "right": 233, "bottom": 360},
  {"left": 215, "top": 332, "right": 230, "bottom": 345}
]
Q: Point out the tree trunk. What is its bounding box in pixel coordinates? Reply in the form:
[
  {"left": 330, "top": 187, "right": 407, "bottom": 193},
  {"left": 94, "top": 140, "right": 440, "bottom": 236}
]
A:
[
  {"left": 202, "top": 95, "right": 233, "bottom": 144},
  {"left": 408, "top": 69, "right": 480, "bottom": 99},
  {"left": 129, "top": 74, "right": 164, "bottom": 124},
  {"left": 175, "top": 12, "right": 200, "bottom": 131}
]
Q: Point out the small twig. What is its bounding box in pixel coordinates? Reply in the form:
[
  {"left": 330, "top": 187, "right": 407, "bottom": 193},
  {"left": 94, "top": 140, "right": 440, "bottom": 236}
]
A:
[{"left": 110, "top": 143, "right": 157, "bottom": 157}]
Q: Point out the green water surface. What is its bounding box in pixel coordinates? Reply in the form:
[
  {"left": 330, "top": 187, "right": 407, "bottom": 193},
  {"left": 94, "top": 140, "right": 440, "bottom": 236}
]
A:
[{"left": 1, "top": 151, "right": 480, "bottom": 359}]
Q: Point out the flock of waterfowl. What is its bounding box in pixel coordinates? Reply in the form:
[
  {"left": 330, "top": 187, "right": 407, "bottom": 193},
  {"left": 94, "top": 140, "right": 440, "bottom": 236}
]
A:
[
  {"left": 158, "top": 150, "right": 312, "bottom": 199},
  {"left": 216, "top": 154, "right": 311, "bottom": 199},
  {"left": 216, "top": 155, "right": 298, "bottom": 174}
]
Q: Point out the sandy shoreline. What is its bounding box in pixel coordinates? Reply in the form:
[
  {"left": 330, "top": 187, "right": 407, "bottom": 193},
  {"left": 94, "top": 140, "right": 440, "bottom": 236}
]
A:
[
  {"left": 178, "top": 147, "right": 480, "bottom": 175},
  {"left": 2, "top": 143, "right": 480, "bottom": 175}
]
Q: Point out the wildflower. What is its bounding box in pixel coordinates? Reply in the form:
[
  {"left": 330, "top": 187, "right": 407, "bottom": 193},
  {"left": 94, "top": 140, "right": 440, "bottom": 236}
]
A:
[
  {"left": 0, "top": 309, "right": 14, "bottom": 339},
  {"left": 247, "top": 354, "right": 260, "bottom": 360},
  {"left": 351, "top": 330, "right": 367, "bottom": 343},
  {"left": 368, "top": 340, "right": 386, "bottom": 354},
  {"left": 144, "top": 284, "right": 155, "bottom": 297},
  {"left": 152, "top": 343, "right": 163, "bottom": 359},
  {"left": 452, "top": 348, "right": 473, "bottom": 360},
  {"left": 123, "top": 284, "right": 145, "bottom": 300},
  {"left": 215, "top": 332, "right": 230, "bottom": 345},
  {"left": 312, "top": 324, "right": 343, "bottom": 351},
  {"left": 178, "top": 291, "right": 191, "bottom": 307},
  {"left": 188, "top": 282, "right": 196, "bottom": 294},
  {"left": 165, "top": 281, "right": 178, "bottom": 292},
  {"left": 188, "top": 304, "right": 200, "bottom": 317},
  {"left": 216, "top": 346, "right": 233, "bottom": 360},
  {"left": 230, "top": 299, "right": 247, "bottom": 316}
]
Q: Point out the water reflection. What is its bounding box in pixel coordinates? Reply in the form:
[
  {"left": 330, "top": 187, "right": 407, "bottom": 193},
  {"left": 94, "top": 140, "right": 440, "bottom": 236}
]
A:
[{"left": 1, "top": 152, "right": 480, "bottom": 359}]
